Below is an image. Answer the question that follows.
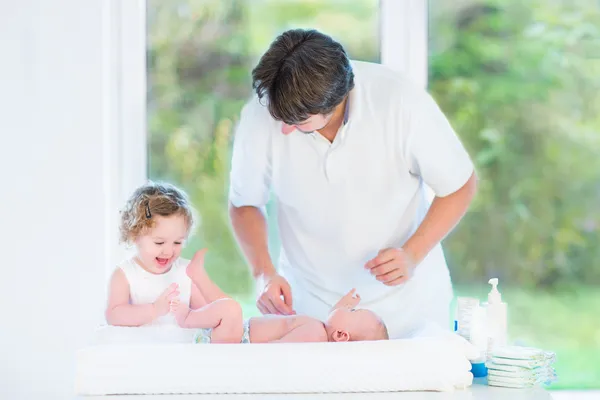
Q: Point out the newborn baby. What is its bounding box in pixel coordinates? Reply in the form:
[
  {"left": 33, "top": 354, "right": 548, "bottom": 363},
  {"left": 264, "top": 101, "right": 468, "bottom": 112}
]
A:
[
  {"left": 179, "top": 253, "right": 388, "bottom": 344},
  {"left": 194, "top": 289, "right": 388, "bottom": 344},
  {"left": 209, "top": 288, "right": 388, "bottom": 344}
]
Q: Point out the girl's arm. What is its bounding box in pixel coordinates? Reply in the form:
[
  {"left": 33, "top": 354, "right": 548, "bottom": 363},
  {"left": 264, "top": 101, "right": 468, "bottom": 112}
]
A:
[{"left": 105, "top": 268, "right": 177, "bottom": 326}]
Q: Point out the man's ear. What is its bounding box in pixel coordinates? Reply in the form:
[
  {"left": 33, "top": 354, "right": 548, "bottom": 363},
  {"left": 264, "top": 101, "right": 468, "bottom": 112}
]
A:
[{"left": 333, "top": 330, "right": 350, "bottom": 342}]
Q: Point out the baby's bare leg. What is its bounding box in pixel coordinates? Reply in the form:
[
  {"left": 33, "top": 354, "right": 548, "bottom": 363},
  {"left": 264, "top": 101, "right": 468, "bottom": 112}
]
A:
[
  {"left": 186, "top": 298, "right": 244, "bottom": 343},
  {"left": 186, "top": 250, "right": 230, "bottom": 302}
]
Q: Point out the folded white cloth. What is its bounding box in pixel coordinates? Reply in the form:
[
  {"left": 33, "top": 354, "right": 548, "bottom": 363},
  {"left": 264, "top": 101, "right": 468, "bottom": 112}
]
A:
[
  {"left": 76, "top": 325, "right": 479, "bottom": 395},
  {"left": 487, "top": 378, "right": 539, "bottom": 389},
  {"left": 488, "top": 366, "right": 556, "bottom": 384},
  {"left": 488, "top": 356, "right": 548, "bottom": 369},
  {"left": 487, "top": 364, "right": 556, "bottom": 378},
  {"left": 486, "top": 345, "right": 557, "bottom": 388},
  {"left": 491, "top": 346, "right": 556, "bottom": 363}
]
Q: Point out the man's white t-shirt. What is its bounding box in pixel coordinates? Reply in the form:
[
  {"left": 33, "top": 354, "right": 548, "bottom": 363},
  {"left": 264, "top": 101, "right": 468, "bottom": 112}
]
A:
[{"left": 229, "top": 60, "right": 474, "bottom": 338}]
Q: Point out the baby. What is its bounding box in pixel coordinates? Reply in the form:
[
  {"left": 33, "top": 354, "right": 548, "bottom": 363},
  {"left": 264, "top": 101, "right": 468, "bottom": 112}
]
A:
[
  {"left": 105, "top": 181, "right": 244, "bottom": 343},
  {"left": 176, "top": 251, "right": 389, "bottom": 344}
]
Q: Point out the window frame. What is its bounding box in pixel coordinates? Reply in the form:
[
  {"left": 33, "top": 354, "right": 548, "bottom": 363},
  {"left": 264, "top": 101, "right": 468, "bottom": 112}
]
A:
[
  {"left": 105, "top": 0, "right": 147, "bottom": 276},
  {"left": 380, "top": 0, "right": 428, "bottom": 88}
]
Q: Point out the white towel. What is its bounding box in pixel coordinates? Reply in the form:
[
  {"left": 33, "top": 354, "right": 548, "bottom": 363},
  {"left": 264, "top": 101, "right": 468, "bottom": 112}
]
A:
[{"left": 76, "top": 325, "right": 480, "bottom": 395}]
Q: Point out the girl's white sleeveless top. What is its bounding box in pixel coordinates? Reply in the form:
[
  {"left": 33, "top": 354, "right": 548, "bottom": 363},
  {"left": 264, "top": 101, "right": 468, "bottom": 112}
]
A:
[{"left": 119, "top": 257, "right": 192, "bottom": 326}]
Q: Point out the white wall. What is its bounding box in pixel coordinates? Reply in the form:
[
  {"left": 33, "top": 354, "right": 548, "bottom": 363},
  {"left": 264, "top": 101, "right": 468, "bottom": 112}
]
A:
[
  {"left": 0, "top": 1, "right": 113, "bottom": 398},
  {"left": 0, "top": 1, "right": 427, "bottom": 397}
]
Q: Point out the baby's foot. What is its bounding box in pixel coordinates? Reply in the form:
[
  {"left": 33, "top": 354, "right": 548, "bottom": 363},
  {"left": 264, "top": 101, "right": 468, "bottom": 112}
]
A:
[
  {"left": 170, "top": 298, "right": 190, "bottom": 327},
  {"left": 186, "top": 249, "right": 208, "bottom": 286}
]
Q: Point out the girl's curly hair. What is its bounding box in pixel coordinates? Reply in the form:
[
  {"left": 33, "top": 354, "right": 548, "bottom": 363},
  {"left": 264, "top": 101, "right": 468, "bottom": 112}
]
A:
[{"left": 119, "top": 181, "right": 195, "bottom": 243}]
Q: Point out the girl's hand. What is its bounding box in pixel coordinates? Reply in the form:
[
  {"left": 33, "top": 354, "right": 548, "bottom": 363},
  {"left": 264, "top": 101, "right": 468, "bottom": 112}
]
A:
[
  {"left": 153, "top": 283, "right": 179, "bottom": 318},
  {"left": 170, "top": 298, "right": 191, "bottom": 327}
]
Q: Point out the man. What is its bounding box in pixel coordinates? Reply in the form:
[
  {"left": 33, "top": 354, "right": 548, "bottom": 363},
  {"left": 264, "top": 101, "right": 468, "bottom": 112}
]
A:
[{"left": 228, "top": 29, "right": 477, "bottom": 338}]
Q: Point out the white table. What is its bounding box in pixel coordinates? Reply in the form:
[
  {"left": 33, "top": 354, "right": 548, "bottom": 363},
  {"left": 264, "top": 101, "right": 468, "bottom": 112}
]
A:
[{"left": 80, "top": 379, "right": 551, "bottom": 400}]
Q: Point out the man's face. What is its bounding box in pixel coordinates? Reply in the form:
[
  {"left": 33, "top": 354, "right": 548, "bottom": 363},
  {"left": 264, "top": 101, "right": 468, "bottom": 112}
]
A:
[{"left": 281, "top": 112, "right": 334, "bottom": 135}]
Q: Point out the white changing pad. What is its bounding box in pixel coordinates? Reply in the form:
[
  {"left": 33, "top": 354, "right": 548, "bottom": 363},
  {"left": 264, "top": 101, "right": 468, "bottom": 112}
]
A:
[{"left": 75, "top": 326, "right": 479, "bottom": 395}]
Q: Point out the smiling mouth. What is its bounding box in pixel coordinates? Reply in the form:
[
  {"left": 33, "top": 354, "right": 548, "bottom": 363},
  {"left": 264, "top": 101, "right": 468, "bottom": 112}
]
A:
[{"left": 156, "top": 257, "right": 170, "bottom": 267}]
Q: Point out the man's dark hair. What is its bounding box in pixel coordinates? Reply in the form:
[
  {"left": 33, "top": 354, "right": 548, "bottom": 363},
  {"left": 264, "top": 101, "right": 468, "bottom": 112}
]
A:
[{"left": 251, "top": 29, "right": 354, "bottom": 124}]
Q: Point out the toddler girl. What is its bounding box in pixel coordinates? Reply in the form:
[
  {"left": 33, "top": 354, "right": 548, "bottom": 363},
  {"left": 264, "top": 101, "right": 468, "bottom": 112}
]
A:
[{"left": 105, "top": 181, "right": 243, "bottom": 343}]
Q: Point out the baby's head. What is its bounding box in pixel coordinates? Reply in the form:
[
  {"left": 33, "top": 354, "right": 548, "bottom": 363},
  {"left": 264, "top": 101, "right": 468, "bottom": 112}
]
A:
[
  {"left": 325, "top": 307, "right": 389, "bottom": 342},
  {"left": 119, "top": 181, "right": 195, "bottom": 274}
]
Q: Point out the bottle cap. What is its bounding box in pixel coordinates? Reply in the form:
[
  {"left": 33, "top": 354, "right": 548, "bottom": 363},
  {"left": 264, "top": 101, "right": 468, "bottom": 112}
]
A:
[{"left": 488, "top": 278, "right": 502, "bottom": 304}]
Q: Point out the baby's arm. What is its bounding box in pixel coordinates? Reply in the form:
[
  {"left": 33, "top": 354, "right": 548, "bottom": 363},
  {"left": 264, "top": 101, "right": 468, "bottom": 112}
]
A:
[
  {"left": 331, "top": 288, "right": 360, "bottom": 311},
  {"left": 105, "top": 268, "right": 178, "bottom": 326},
  {"left": 270, "top": 319, "right": 327, "bottom": 343}
]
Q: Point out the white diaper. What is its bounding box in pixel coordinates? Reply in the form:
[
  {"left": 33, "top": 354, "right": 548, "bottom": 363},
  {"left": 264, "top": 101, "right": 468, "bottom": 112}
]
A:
[{"left": 193, "top": 320, "right": 250, "bottom": 344}]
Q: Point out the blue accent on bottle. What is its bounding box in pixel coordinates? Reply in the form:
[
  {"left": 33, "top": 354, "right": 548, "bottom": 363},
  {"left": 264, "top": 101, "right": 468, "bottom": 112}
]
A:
[{"left": 470, "top": 362, "right": 488, "bottom": 377}]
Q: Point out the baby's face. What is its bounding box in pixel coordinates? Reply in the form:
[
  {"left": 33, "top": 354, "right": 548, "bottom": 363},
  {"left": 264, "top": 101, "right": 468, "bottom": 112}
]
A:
[{"left": 325, "top": 308, "right": 384, "bottom": 342}]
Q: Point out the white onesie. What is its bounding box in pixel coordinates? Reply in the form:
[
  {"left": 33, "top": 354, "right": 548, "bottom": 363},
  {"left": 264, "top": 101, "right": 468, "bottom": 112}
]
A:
[{"left": 119, "top": 257, "right": 192, "bottom": 326}]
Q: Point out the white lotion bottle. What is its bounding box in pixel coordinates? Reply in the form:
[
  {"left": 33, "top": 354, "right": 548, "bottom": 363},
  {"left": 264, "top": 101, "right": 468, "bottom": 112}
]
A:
[{"left": 484, "top": 278, "right": 508, "bottom": 356}]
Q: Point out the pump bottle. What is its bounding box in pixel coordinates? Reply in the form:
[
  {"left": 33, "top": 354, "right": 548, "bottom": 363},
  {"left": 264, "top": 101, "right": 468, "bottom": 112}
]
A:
[{"left": 484, "top": 278, "right": 507, "bottom": 355}]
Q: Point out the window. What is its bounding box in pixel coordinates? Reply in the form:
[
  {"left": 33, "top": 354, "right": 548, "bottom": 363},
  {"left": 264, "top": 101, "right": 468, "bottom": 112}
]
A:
[
  {"left": 143, "top": 0, "right": 599, "bottom": 391},
  {"left": 429, "top": 0, "right": 600, "bottom": 390},
  {"left": 146, "top": 0, "right": 380, "bottom": 299}
]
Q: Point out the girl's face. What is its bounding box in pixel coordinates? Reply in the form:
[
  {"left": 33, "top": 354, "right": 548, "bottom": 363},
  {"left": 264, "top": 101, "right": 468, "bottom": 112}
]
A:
[{"left": 134, "top": 214, "right": 188, "bottom": 274}]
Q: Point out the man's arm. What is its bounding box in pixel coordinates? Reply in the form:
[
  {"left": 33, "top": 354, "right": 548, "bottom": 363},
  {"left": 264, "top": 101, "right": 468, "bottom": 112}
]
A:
[
  {"left": 228, "top": 99, "right": 294, "bottom": 314},
  {"left": 366, "top": 174, "right": 477, "bottom": 285},
  {"left": 403, "top": 172, "right": 477, "bottom": 264},
  {"left": 229, "top": 204, "right": 276, "bottom": 279},
  {"left": 402, "top": 84, "right": 478, "bottom": 264},
  {"left": 229, "top": 204, "right": 294, "bottom": 315},
  {"left": 228, "top": 98, "right": 276, "bottom": 279},
  {"left": 366, "top": 86, "right": 477, "bottom": 285}
]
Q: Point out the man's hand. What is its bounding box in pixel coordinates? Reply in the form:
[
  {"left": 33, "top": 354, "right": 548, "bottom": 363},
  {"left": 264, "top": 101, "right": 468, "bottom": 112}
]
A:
[
  {"left": 365, "top": 248, "right": 416, "bottom": 286},
  {"left": 257, "top": 273, "right": 295, "bottom": 315},
  {"left": 332, "top": 288, "right": 361, "bottom": 310}
]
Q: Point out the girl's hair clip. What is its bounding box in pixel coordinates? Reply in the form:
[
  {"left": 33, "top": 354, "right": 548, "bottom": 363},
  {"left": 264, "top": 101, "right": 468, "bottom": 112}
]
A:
[{"left": 145, "top": 202, "right": 152, "bottom": 219}]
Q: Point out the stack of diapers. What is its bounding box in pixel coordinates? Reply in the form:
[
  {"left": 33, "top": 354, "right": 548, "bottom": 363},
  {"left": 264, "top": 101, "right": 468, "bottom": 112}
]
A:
[
  {"left": 486, "top": 346, "right": 557, "bottom": 388},
  {"left": 75, "top": 325, "right": 480, "bottom": 395}
]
